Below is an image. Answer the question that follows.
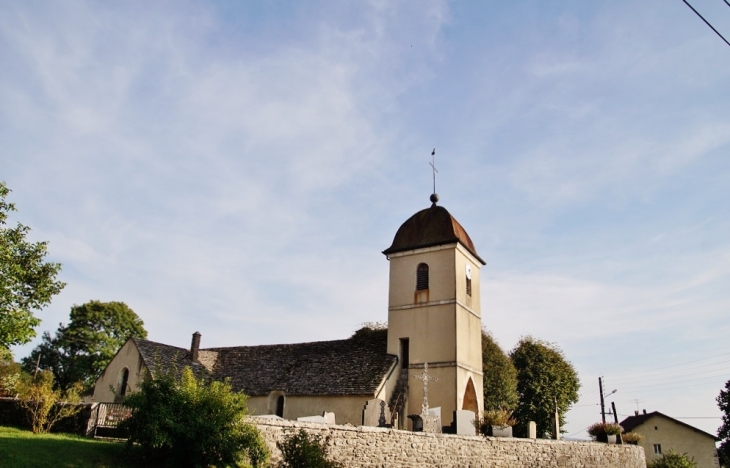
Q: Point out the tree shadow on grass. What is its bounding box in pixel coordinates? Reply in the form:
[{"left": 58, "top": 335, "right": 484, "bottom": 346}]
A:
[{"left": 0, "top": 426, "right": 152, "bottom": 468}]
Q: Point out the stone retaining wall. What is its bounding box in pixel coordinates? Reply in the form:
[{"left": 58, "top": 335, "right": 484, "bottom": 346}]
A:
[{"left": 254, "top": 419, "right": 646, "bottom": 468}]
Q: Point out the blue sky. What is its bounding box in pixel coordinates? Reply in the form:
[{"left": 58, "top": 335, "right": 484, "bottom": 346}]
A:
[{"left": 2, "top": 0, "right": 729, "bottom": 439}]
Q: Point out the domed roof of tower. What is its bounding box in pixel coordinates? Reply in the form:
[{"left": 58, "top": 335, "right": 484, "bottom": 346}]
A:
[{"left": 383, "top": 201, "right": 485, "bottom": 264}]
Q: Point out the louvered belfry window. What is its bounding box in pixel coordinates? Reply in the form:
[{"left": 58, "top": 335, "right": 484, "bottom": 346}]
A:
[
  {"left": 466, "top": 277, "right": 472, "bottom": 297},
  {"left": 416, "top": 263, "right": 429, "bottom": 290}
]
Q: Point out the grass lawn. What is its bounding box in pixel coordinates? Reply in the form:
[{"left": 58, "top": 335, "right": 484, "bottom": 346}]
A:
[{"left": 0, "top": 426, "right": 148, "bottom": 468}]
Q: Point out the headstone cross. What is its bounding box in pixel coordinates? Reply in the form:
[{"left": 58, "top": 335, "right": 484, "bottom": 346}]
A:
[{"left": 413, "top": 362, "right": 438, "bottom": 414}]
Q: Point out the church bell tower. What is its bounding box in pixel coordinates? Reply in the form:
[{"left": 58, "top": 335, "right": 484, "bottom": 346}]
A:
[{"left": 384, "top": 194, "right": 485, "bottom": 429}]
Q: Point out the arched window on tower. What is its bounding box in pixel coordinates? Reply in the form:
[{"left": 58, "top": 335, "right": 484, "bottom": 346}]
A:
[{"left": 416, "top": 263, "right": 429, "bottom": 290}]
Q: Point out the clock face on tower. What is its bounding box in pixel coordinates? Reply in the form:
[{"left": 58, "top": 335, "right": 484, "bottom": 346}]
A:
[{"left": 465, "top": 263, "right": 472, "bottom": 280}]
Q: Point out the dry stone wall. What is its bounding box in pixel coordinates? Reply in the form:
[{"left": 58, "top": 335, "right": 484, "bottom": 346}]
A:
[{"left": 254, "top": 419, "right": 646, "bottom": 468}]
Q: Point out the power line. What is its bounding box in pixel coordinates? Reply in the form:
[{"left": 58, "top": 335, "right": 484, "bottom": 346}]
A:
[
  {"left": 611, "top": 368, "right": 730, "bottom": 386},
  {"left": 621, "top": 379, "right": 727, "bottom": 393},
  {"left": 620, "top": 374, "right": 727, "bottom": 390},
  {"left": 723, "top": 0, "right": 730, "bottom": 9},
  {"left": 609, "top": 359, "right": 730, "bottom": 382},
  {"left": 618, "top": 414, "right": 720, "bottom": 419},
  {"left": 606, "top": 352, "right": 730, "bottom": 379},
  {"left": 674, "top": 416, "right": 721, "bottom": 419},
  {"left": 682, "top": 0, "right": 730, "bottom": 48}
]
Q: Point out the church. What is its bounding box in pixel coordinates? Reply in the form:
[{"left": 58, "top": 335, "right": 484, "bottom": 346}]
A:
[{"left": 92, "top": 194, "right": 486, "bottom": 430}]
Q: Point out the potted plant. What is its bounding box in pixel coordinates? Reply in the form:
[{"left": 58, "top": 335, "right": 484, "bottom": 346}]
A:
[
  {"left": 475, "top": 408, "right": 517, "bottom": 437},
  {"left": 622, "top": 432, "right": 643, "bottom": 445},
  {"left": 587, "top": 422, "right": 623, "bottom": 443}
]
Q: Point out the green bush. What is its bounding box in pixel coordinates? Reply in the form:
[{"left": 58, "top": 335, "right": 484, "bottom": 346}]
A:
[
  {"left": 16, "top": 370, "right": 82, "bottom": 434},
  {"left": 119, "top": 367, "right": 268, "bottom": 468},
  {"left": 621, "top": 431, "right": 643, "bottom": 444},
  {"left": 587, "top": 422, "right": 622, "bottom": 437},
  {"left": 647, "top": 450, "right": 697, "bottom": 468},
  {"left": 474, "top": 408, "right": 517, "bottom": 435},
  {"left": 277, "top": 429, "right": 342, "bottom": 468}
]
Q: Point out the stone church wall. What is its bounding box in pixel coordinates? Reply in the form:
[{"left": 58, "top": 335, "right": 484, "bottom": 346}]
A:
[{"left": 254, "top": 419, "right": 646, "bottom": 468}]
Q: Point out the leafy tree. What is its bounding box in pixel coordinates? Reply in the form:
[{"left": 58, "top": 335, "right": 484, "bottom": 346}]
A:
[
  {"left": 120, "top": 367, "right": 269, "bottom": 468},
  {"left": 0, "top": 182, "right": 65, "bottom": 358},
  {"left": 481, "top": 329, "right": 518, "bottom": 411},
  {"left": 16, "top": 370, "right": 82, "bottom": 434},
  {"left": 277, "top": 429, "right": 343, "bottom": 468},
  {"left": 22, "top": 300, "right": 147, "bottom": 391},
  {"left": 509, "top": 336, "right": 580, "bottom": 438},
  {"left": 718, "top": 379, "right": 730, "bottom": 467},
  {"left": 0, "top": 357, "right": 22, "bottom": 397},
  {"left": 647, "top": 450, "right": 697, "bottom": 468}
]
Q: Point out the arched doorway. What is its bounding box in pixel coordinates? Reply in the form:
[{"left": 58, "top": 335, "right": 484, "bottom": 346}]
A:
[{"left": 462, "top": 377, "right": 478, "bottom": 414}]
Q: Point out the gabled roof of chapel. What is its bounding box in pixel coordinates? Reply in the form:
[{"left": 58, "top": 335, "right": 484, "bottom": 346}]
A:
[
  {"left": 133, "top": 338, "right": 211, "bottom": 380},
  {"left": 131, "top": 329, "right": 396, "bottom": 397},
  {"left": 383, "top": 203, "right": 485, "bottom": 264}
]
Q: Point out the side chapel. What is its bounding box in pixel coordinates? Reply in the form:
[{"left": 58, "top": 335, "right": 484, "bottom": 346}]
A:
[{"left": 93, "top": 195, "right": 486, "bottom": 430}]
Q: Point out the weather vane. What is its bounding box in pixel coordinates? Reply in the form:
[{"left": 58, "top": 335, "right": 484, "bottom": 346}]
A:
[{"left": 429, "top": 148, "right": 439, "bottom": 205}]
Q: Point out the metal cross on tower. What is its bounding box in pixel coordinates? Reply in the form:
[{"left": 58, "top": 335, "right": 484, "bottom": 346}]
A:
[
  {"left": 413, "top": 362, "right": 438, "bottom": 415},
  {"left": 429, "top": 148, "right": 438, "bottom": 195}
]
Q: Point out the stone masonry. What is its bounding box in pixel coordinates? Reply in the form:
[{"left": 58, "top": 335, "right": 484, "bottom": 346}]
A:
[{"left": 254, "top": 419, "right": 646, "bottom": 468}]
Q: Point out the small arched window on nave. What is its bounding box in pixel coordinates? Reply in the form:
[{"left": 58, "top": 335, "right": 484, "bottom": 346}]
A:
[
  {"left": 276, "top": 395, "right": 285, "bottom": 418},
  {"left": 416, "top": 263, "right": 429, "bottom": 290},
  {"left": 118, "top": 368, "right": 130, "bottom": 396}
]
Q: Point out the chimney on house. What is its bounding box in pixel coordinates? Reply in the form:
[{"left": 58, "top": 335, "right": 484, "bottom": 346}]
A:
[
  {"left": 191, "top": 331, "right": 201, "bottom": 362},
  {"left": 635, "top": 410, "right": 639, "bottom": 416},
  {"left": 642, "top": 409, "right": 647, "bottom": 415}
]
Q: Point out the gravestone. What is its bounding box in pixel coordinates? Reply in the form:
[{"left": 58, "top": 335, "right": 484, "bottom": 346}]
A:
[
  {"left": 413, "top": 362, "right": 441, "bottom": 433},
  {"left": 362, "top": 398, "right": 390, "bottom": 427},
  {"left": 453, "top": 410, "right": 476, "bottom": 436},
  {"left": 297, "top": 415, "right": 326, "bottom": 423},
  {"left": 297, "top": 411, "right": 336, "bottom": 424},
  {"left": 423, "top": 407, "right": 442, "bottom": 434},
  {"left": 528, "top": 421, "right": 537, "bottom": 439}
]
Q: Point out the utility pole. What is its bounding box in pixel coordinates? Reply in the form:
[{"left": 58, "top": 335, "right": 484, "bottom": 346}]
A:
[
  {"left": 33, "top": 353, "right": 41, "bottom": 379},
  {"left": 611, "top": 401, "right": 619, "bottom": 424},
  {"left": 599, "top": 376, "right": 606, "bottom": 423}
]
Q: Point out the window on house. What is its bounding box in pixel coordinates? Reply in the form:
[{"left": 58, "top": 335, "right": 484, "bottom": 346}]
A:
[
  {"left": 653, "top": 444, "right": 662, "bottom": 455},
  {"left": 118, "top": 368, "right": 130, "bottom": 396},
  {"left": 416, "top": 263, "right": 429, "bottom": 290}
]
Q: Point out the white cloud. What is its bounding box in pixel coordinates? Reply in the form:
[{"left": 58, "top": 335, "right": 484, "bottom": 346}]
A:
[{"left": 2, "top": 0, "right": 729, "bottom": 441}]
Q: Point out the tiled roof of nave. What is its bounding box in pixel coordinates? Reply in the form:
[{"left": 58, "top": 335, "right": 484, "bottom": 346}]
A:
[
  {"left": 131, "top": 330, "right": 396, "bottom": 397},
  {"left": 206, "top": 330, "right": 396, "bottom": 396}
]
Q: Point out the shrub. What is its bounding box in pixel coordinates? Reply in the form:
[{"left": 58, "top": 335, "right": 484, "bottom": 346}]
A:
[
  {"left": 120, "top": 367, "right": 269, "bottom": 468},
  {"left": 587, "top": 422, "right": 622, "bottom": 438},
  {"left": 622, "top": 431, "right": 643, "bottom": 444},
  {"left": 15, "top": 370, "right": 82, "bottom": 434},
  {"left": 0, "top": 359, "right": 21, "bottom": 397},
  {"left": 647, "top": 450, "right": 697, "bottom": 468},
  {"left": 474, "top": 408, "right": 517, "bottom": 435},
  {"left": 277, "top": 429, "right": 342, "bottom": 468}
]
